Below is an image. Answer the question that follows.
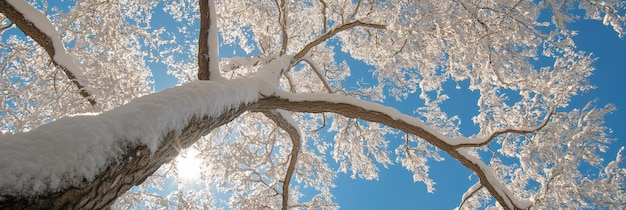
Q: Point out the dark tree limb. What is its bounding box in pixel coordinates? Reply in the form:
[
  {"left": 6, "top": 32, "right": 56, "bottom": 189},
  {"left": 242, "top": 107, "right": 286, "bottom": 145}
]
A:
[
  {"left": 198, "top": 0, "right": 211, "bottom": 80},
  {"left": 260, "top": 110, "right": 301, "bottom": 210},
  {"left": 0, "top": 0, "right": 96, "bottom": 106},
  {"left": 256, "top": 96, "right": 530, "bottom": 210},
  {"left": 198, "top": 0, "right": 220, "bottom": 80}
]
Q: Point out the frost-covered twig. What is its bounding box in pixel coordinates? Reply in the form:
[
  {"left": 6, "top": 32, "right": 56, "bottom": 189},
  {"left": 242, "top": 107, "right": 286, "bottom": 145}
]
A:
[{"left": 0, "top": 0, "right": 96, "bottom": 106}]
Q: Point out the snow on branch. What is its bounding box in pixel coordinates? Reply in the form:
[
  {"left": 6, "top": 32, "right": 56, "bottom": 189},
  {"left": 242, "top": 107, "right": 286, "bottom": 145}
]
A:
[
  {"left": 459, "top": 182, "right": 483, "bottom": 209},
  {"left": 223, "top": 56, "right": 265, "bottom": 72},
  {"left": 0, "top": 78, "right": 264, "bottom": 197},
  {"left": 198, "top": 0, "right": 222, "bottom": 81},
  {"left": 256, "top": 91, "right": 534, "bottom": 210},
  {"left": 0, "top": 0, "right": 96, "bottom": 105}
]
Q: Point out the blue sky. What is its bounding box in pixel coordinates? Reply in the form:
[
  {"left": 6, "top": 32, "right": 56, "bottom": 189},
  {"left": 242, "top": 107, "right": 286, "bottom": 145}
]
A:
[
  {"left": 2, "top": 1, "right": 623, "bottom": 209},
  {"left": 327, "top": 20, "right": 625, "bottom": 209},
  {"left": 143, "top": 6, "right": 626, "bottom": 210},
  {"left": 328, "top": 20, "right": 626, "bottom": 209}
]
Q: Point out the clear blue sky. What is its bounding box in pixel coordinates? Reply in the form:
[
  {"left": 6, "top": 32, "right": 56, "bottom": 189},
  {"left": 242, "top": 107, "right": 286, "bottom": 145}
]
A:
[
  {"left": 328, "top": 20, "right": 626, "bottom": 209},
  {"left": 144, "top": 7, "right": 626, "bottom": 210},
  {"left": 5, "top": 1, "right": 622, "bottom": 209}
]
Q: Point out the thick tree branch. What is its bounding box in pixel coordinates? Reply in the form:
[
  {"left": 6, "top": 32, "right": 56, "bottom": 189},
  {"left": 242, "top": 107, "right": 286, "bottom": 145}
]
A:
[
  {"left": 198, "top": 0, "right": 221, "bottom": 80},
  {"left": 0, "top": 0, "right": 96, "bottom": 106},
  {"left": 256, "top": 94, "right": 532, "bottom": 210},
  {"left": 277, "top": 0, "right": 288, "bottom": 55},
  {"left": 293, "top": 20, "right": 385, "bottom": 61},
  {"left": 0, "top": 105, "right": 254, "bottom": 209},
  {"left": 260, "top": 110, "right": 301, "bottom": 210}
]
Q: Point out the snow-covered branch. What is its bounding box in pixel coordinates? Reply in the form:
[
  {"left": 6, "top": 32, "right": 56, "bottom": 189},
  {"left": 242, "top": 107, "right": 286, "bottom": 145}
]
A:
[
  {"left": 458, "top": 182, "right": 483, "bottom": 209},
  {"left": 259, "top": 109, "right": 301, "bottom": 210},
  {"left": 256, "top": 91, "right": 533, "bottom": 210},
  {"left": 456, "top": 149, "right": 533, "bottom": 210},
  {"left": 276, "top": 0, "right": 288, "bottom": 55},
  {"left": 0, "top": 0, "right": 95, "bottom": 105},
  {"left": 198, "top": 0, "right": 222, "bottom": 80}
]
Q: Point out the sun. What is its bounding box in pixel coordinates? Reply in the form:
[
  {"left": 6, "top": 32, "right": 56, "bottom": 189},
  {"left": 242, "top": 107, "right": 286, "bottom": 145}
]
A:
[{"left": 175, "top": 148, "right": 202, "bottom": 181}]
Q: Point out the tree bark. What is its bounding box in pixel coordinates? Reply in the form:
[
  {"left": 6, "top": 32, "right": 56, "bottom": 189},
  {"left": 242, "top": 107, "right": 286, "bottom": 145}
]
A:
[
  {"left": 256, "top": 96, "right": 526, "bottom": 210},
  {"left": 0, "top": 105, "right": 253, "bottom": 209},
  {"left": 0, "top": 93, "right": 529, "bottom": 210},
  {"left": 0, "top": 0, "right": 96, "bottom": 106}
]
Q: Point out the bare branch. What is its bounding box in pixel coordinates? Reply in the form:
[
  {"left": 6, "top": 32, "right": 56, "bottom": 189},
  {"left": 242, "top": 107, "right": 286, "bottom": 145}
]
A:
[
  {"left": 278, "top": 0, "right": 288, "bottom": 55},
  {"left": 293, "top": 20, "right": 385, "bottom": 61},
  {"left": 453, "top": 106, "right": 555, "bottom": 148},
  {"left": 317, "top": 0, "right": 327, "bottom": 33},
  {"left": 301, "top": 56, "right": 333, "bottom": 93},
  {"left": 0, "top": 0, "right": 96, "bottom": 106}
]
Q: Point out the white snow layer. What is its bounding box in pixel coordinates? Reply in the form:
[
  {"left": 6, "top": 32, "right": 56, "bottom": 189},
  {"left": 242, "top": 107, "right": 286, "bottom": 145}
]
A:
[
  {"left": 6, "top": 0, "right": 88, "bottom": 85},
  {"left": 456, "top": 149, "right": 534, "bottom": 209},
  {"left": 206, "top": 0, "right": 222, "bottom": 81},
  {"left": 0, "top": 79, "right": 264, "bottom": 196}
]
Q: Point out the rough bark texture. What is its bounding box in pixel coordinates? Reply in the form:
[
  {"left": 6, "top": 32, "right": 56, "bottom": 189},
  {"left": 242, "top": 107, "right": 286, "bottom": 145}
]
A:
[
  {"left": 0, "top": 0, "right": 96, "bottom": 106},
  {"left": 197, "top": 0, "right": 212, "bottom": 80},
  {"left": 0, "top": 105, "right": 253, "bottom": 210}
]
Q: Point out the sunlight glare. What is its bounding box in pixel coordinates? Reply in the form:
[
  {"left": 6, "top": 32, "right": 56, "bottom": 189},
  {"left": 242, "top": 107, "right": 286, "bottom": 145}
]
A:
[{"left": 176, "top": 148, "right": 202, "bottom": 181}]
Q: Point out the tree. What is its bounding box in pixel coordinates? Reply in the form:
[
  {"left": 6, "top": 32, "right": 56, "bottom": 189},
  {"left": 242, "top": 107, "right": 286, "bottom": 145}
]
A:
[{"left": 0, "top": 0, "right": 624, "bottom": 209}]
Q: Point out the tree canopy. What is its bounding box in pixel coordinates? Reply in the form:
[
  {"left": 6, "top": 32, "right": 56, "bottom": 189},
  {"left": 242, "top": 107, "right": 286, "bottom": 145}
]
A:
[{"left": 0, "top": 0, "right": 625, "bottom": 209}]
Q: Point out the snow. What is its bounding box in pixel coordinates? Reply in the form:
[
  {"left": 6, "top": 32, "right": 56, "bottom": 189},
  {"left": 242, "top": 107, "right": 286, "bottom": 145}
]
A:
[
  {"left": 207, "top": 0, "right": 222, "bottom": 81},
  {"left": 6, "top": 0, "right": 89, "bottom": 86},
  {"left": 456, "top": 149, "right": 534, "bottom": 209},
  {"left": 270, "top": 90, "right": 455, "bottom": 141},
  {"left": 0, "top": 78, "right": 265, "bottom": 196},
  {"left": 269, "top": 89, "right": 523, "bottom": 148},
  {"left": 460, "top": 182, "right": 481, "bottom": 203}
]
